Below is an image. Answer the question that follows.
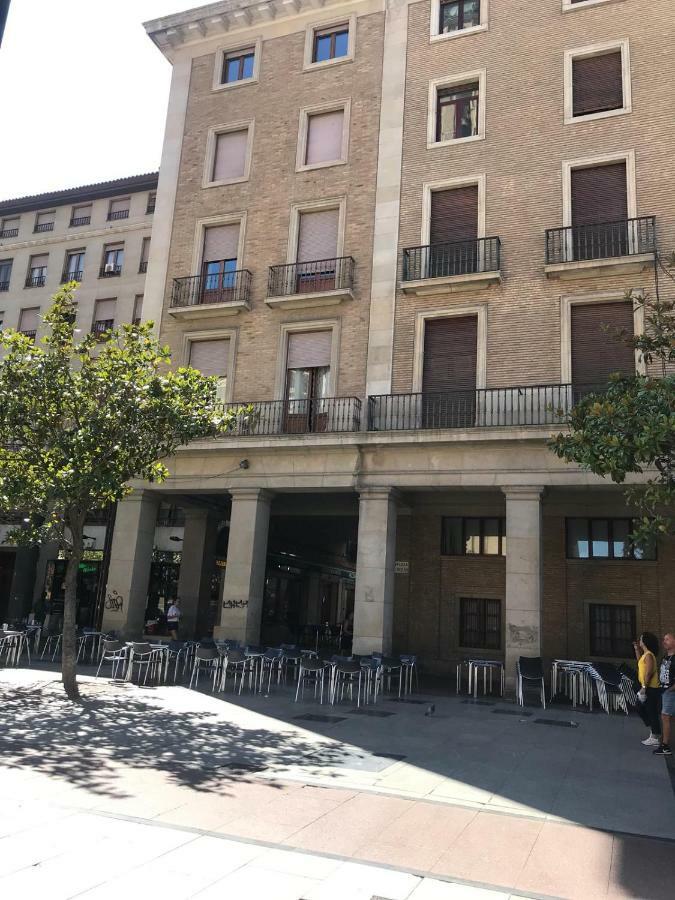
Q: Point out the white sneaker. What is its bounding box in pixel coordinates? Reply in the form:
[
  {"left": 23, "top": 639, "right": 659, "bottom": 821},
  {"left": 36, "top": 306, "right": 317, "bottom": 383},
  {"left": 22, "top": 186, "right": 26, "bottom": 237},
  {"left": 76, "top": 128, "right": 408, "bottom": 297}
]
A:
[{"left": 642, "top": 735, "right": 660, "bottom": 746}]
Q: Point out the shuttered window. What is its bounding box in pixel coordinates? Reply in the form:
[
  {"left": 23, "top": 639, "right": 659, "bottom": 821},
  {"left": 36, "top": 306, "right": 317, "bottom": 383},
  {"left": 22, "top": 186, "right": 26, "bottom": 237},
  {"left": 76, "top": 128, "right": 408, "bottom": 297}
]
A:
[
  {"left": 212, "top": 129, "right": 249, "bottom": 181},
  {"left": 422, "top": 315, "right": 477, "bottom": 393},
  {"left": 133, "top": 295, "right": 143, "bottom": 325},
  {"left": 94, "top": 298, "right": 116, "bottom": 325},
  {"left": 71, "top": 205, "right": 91, "bottom": 224},
  {"left": 430, "top": 186, "right": 478, "bottom": 244},
  {"left": 203, "top": 224, "right": 240, "bottom": 263},
  {"left": 1, "top": 217, "right": 19, "bottom": 236},
  {"left": 571, "top": 301, "right": 635, "bottom": 387},
  {"left": 30, "top": 254, "right": 48, "bottom": 273},
  {"left": 305, "top": 110, "right": 344, "bottom": 165},
  {"left": 573, "top": 51, "right": 624, "bottom": 117},
  {"left": 287, "top": 331, "right": 332, "bottom": 369},
  {"left": 297, "top": 209, "right": 339, "bottom": 262},
  {"left": 571, "top": 163, "right": 627, "bottom": 226},
  {"left": 35, "top": 211, "right": 55, "bottom": 230},
  {"left": 19, "top": 307, "right": 40, "bottom": 332},
  {"left": 109, "top": 198, "right": 129, "bottom": 214},
  {"left": 189, "top": 339, "right": 230, "bottom": 377}
]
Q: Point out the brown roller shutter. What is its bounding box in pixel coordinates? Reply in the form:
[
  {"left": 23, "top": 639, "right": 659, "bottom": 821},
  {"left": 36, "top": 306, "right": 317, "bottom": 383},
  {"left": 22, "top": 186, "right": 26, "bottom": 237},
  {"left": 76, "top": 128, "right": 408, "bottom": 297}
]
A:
[
  {"left": 430, "top": 186, "right": 478, "bottom": 244},
  {"left": 571, "top": 163, "right": 627, "bottom": 226},
  {"left": 573, "top": 52, "right": 624, "bottom": 117},
  {"left": 571, "top": 302, "right": 635, "bottom": 387},
  {"left": 423, "top": 316, "right": 477, "bottom": 393}
]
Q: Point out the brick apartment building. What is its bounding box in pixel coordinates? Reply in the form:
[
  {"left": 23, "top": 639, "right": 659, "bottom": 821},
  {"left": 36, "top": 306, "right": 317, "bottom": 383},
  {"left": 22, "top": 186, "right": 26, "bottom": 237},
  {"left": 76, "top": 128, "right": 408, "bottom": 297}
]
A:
[
  {"left": 98, "top": 0, "right": 674, "bottom": 679},
  {"left": 0, "top": 173, "right": 158, "bottom": 626}
]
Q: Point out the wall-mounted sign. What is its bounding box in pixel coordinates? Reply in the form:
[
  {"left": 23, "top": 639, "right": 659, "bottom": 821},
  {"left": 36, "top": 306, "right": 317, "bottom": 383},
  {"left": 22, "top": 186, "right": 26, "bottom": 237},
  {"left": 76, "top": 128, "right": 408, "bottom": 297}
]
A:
[{"left": 394, "top": 561, "right": 409, "bottom": 574}]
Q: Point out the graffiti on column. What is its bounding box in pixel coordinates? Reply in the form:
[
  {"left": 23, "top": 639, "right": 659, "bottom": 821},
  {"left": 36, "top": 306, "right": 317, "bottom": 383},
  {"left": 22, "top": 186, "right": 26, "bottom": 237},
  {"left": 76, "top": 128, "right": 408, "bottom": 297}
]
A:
[
  {"left": 104, "top": 590, "right": 124, "bottom": 612},
  {"left": 222, "top": 599, "right": 249, "bottom": 609}
]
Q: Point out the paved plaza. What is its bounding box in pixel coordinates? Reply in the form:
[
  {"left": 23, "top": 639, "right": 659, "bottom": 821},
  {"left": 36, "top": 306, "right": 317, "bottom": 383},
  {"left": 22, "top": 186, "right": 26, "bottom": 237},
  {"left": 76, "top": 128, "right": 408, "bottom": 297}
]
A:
[{"left": 0, "top": 667, "right": 673, "bottom": 899}]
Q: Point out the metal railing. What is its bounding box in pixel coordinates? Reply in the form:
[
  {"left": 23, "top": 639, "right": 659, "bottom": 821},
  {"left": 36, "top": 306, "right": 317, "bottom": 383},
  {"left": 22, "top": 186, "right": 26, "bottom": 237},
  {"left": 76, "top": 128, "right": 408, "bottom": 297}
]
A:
[
  {"left": 91, "top": 319, "right": 114, "bottom": 338},
  {"left": 70, "top": 216, "right": 91, "bottom": 227},
  {"left": 33, "top": 222, "right": 54, "bottom": 233},
  {"left": 403, "top": 237, "right": 501, "bottom": 281},
  {"left": 99, "top": 265, "right": 122, "bottom": 278},
  {"left": 545, "top": 216, "right": 656, "bottom": 265},
  {"left": 0, "top": 228, "right": 19, "bottom": 238},
  {"left": 107, "top": 209, "right": 129, "bottom": 221},
  {"left": 218, "top": 397, "right": 362, "bottom": 436},
  {"left": 367, "top": 384, "right": 602, "bottom": 431},
  {"left": 139, "top": 260, "right": 149, "bottom": 274},
  {"left": 0, "top": 280, "right": 9, "bottom": 292},
  {"left": 146, "top": 201, "right": 156, "bottom": 214},
  {"left": 19, "top": 330, "right": 36, "bottom": 340},
  {"left": 171, "top": 269, "right": 252, "bottom": 308},
  {"left": 267, "top": 256, "right": 354, "bottom": 298},
  {"left": 61, "top": 269, "right": 83, "bottom": 283},
  {"left": 25, "top": 274, "right": 46, "bottom": 288}
]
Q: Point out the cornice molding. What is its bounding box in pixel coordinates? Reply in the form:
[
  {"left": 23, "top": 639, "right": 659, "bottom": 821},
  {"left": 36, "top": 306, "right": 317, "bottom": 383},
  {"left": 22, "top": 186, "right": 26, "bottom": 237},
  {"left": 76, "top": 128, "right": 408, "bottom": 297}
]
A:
[{"left": 0, "top": 220, "right": 152, "bottom": 253}]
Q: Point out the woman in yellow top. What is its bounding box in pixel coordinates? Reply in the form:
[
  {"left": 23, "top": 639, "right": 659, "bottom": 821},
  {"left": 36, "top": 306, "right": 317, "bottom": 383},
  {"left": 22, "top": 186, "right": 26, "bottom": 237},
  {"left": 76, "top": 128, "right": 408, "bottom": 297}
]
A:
[{"left": 633, "top": 632, "right": 662, "bottom": 747}]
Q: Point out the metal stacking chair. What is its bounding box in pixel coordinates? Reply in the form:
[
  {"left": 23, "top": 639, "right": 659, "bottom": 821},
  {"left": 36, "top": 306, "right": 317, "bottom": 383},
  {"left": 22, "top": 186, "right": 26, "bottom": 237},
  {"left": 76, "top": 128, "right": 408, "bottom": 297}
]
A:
[
  {"left": 589, "top": 662, "right": 629, "bottom": 715},
  {"left": 95, "top": 639, "right": 128, "bottom": 679},
  {"left": 40, "top": 633, "right": 62, "bottom": 662},
  {"left": 244, "top": 645, "right": 265, "bottom": 692},
  {"left": 373, "top": 654, "right": 404, "bottom": 696},
  {"left": 331, "top": 659, "right": 363, "bottom": 706},
  {"left": 259, "top": 648, "right": 283, "bottom": 693},
  {"left": 128, "top": 642, "right": 161, "bottom": 686},
  {"left": 359, "top": 656, "right": 384, "bottom": 704},
  {"left": 294, "top": 657, "right": 330, "bottom": 703},
  {"left": 189, "top": 646, "right": 220, "bottom": 690},
  {"left": 279, "top": 645, "right": 303, "bottom": 684},
  {"left": 166, "top": 640, "right": 190, "bottom": 682},
  {"left": 516, "top": 656, "right": 546, "bottom": 708},
  {"left": 220, "top": 648, "right": 249, "bottom": 693},
  {"left": 400, "top": 654, "right": 419, "bottom": 696}
]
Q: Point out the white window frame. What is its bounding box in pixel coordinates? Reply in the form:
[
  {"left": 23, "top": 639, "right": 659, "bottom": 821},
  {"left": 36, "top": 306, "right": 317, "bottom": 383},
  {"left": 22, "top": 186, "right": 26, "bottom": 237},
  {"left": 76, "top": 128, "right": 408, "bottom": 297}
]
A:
[
  {"left": 562, "top": 0, "right": 625, "bottom": 12},
  {"left": 303, "top": 15, "right": 356, "bottom": 72},
  {"left": 427, "top": 69, "right": 486, "bottom": 149},
  {"left": 203, "top": 120, "right": 254, "bottom": 188},
  {"left": 273, "top": 318, "right": 341, "bottom": 400},
  {"left": 421, "top": 174, "right": 486, "bottom": 246},
  {"left": 430, "top": 0, "right": 488, "bottom": 43},
  {"left": 560, "top": 289, "right": 645, "bottom": 383},
  {"left": 412, "top": 304, "right": 488, "bottom": 393},
  {"left": 564, "top": 40, "right": 631, "bottom": 126},
  {"left": 562, "top": 149, "right": 636, "bottom": 229},
  {"left": 182, "top": 328, "right": 238, "bottom": 403},
  {"left": 296, "top": 99, "right": 351, "bottom": 173},
  {"left": 286, "top": 197, "right": 347, "bottom": 264},
  {"left": 212, "top": 37, "right": 262, "bottom": 92},
  {"left": 191, "top": 212, "right": 247, "bottom": 275}
]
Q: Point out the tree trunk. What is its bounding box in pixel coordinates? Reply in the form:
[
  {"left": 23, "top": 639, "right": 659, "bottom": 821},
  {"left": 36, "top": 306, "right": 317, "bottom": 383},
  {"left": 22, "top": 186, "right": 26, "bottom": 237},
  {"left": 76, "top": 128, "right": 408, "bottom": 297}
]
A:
[{"left": 62, "top": 518, "right": 84, "bottom": 700}]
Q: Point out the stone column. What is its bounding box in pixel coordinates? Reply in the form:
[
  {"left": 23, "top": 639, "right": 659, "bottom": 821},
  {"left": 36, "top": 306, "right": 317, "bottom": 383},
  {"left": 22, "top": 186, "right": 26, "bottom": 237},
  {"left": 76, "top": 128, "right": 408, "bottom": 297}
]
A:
[
  {"left": 6, "top": 546, "right": 39, "bottom": 621},
  {"left": 352, "top": 487, "right": 398, "bottom": 656},
  {"left": 503, "top": 487, "right": 544, "bottom": 687},
  {"left": 176, "top": 508, "right": 218, "bottom": 639},
  {"left": 102, "top": 491, "right": 159, "bottom": 637},
  {"left": 215, "top": 488, "right": 272, "bottom": 643}
]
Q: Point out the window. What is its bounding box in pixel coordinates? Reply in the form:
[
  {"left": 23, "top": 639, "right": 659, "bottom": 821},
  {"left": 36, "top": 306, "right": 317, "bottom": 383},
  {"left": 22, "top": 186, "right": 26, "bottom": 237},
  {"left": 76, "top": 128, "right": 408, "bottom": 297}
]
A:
[
  {"left": 146, "top": 192, "right": 156, "bottom": 214},
  {"left": 222, "top": 47, "right": 255, "bottom": 84},
  {"left": 92, "top": 299, "right": 116, "bottom": 338},
  {"left": 460, "top": 597, "right": 501, "bottom": 649},
  {"left": 34, "top": 211, "right": 55, "bottom": 233},
  {"left": 201, "top": 223, "right": 240, "bottom": 299},
  {"left": 439, "top": 1, "right": 481, "bottom": 34},
  {"left": 132, "top": 295, "right": 143, "bottom": 326},
  {"left": 589, "top": 603, "right": 636, "bottom": 657},
  {"left": 570, "top": 301, "right": 635, "bottom": 388},
  {"left": 563, "top": 0, "right": 623, "bottom": 10},
  {"left": 437, "top": 82, "right": 478, "bottom": 142},
  {"left": 295, "top": 208, "right": 340, "bottom": 292},
  {"left": 207, "top": 126, "right": 251, "bottom": 185},
  {"left": 19, "top": 307, "right": 40, "bottom": 338},
  {"left": 442, "top": 517, "right": 506, "bottom": 556},
  {"left": 0, "top": 217, "right": 19, "bottom": 238},
  {"left": 70, "top": 205, "right": 91, "bottom": 227},
  {"left": 565, "top": 42, "right": 630, "bottom": 124},
  {"left": 139, "top": 237, "right": 151, "bottom": 273},
  {"left": 0, "top": 259, "right": 12, "bottom": 291},
  {"left": 299, "top": 106, "right": 348, "bottom": 170},
  {"left": 189, "top": 339, "right": 230, "bottom": 402},
  {"left": 285, "top": 331, "right": 332, "bottom": 433},
  {"left": 107, "top": 198, "right": 130, "bottom": 221},
  {"left": 63, "top": 250, "right": 85, "bottom": 282},
  {"left": 26, "top": 254, "right": 48, "bottom": 288},
  {"left": 313, "top": 25, "right": 349, "bottom": 62},
  {"left": 101, "top": 244, "right": 124, "bottom": 277},
  {"left": 566, "top": 518, "right": 656, "bottom": 560}
]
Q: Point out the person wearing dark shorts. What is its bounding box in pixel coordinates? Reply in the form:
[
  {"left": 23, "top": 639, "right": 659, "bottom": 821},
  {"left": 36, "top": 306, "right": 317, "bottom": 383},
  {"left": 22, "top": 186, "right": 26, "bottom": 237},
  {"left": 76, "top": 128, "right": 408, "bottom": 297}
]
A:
[{"left": 654, "top": 632, "right": 675, "bottom": 756}]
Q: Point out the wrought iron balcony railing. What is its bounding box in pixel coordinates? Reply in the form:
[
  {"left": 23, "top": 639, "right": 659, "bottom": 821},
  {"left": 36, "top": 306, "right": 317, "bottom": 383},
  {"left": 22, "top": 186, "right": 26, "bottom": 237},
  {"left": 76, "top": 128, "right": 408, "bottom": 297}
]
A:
[
  {"left": 99, "top": 265, "right": 122, "bottom": 278},
  {"left": 61, "top": 269, "right": 83, "bottom": 283},
  {"left": 25, "top": 274, "right": 46, "bottom": 288},
  {"left": 19, "top": 330, "right": 36, "bottom": 341},
  {"left": 107, "top": 209, "right": 129, "bottom": 221},
  {"left": 267, "top": 256, "right": 354, "bottom": 298},
  {"left": 0, "top": 228, "right": 19, "bottom": 238},
  {"left": 368, "top": 383, "right": 598, "bottom": 431},
  {"left": 91, "top": 319, "right": 114, "bottom": 339},
  {"left": 403, "top": 237, "right": 501, "bottom": 281},
  {"left": 545, "top": 216, "right": 656, "bottom": 265},
  {"left": 0, "top": 280, "right": 9, "bottom": 292},
  {"left": 218, "top": 397, "right": 362, "bottom": 436},
  {"left": 171, "top": 269, "right": 252, "bottom": 308},
  {"left": 70, "top": 216, "right": 91, "bottom": 227},
  {"left": 33, "top": 222, "right": 54, "bottom": 233},
  {"left": 139, "top": 260, "right": 149, "bottom": 274}
]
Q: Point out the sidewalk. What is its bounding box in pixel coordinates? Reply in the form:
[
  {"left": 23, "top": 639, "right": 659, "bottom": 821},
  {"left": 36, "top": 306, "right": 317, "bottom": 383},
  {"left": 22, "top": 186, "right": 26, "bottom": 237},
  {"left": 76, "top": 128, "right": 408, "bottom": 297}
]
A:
[{"left": 1, "top": 668, "right": 672, "bottom": 899}]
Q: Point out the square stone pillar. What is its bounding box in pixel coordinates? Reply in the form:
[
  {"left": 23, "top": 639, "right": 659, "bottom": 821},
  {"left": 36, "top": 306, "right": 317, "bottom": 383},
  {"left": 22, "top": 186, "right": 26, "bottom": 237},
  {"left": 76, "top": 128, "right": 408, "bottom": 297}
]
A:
[
  {"left": 102, "top": 491, "right": 159, "bottom": 638},
  {"left": 215, "top": 488, "right": 272, "bottom": 644},
  {"left": 352, "top": 487, "right": 398, "bottom": 656},
  {"left": 503, "top": 486, "right": 544, "bottom": 687},
  {"left": 176, "top": 508, "right": 219, "bottom": 640}
]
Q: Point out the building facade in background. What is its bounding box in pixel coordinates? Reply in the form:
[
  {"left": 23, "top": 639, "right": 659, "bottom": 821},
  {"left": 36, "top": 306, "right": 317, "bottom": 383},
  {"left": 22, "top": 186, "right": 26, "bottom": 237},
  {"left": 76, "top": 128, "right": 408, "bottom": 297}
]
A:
[{"left": 0, "top": 173, "right": 158, "bottom": 626}]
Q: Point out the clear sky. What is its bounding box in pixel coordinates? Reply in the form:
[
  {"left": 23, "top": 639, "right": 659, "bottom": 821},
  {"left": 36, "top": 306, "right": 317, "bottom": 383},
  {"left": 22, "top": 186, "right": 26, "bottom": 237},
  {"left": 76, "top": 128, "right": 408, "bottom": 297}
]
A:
[{"left": 0, "top": 0, "right": 185, "bottom": 201}]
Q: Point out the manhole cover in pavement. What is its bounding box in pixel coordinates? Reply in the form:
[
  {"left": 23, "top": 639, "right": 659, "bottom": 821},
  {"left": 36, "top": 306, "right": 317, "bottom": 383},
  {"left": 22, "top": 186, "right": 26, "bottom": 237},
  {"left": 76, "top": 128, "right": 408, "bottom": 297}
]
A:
[
  {"left": 293, "top": 714, "right": 347, "bottom": 724},
  {"left": 534, "top": 718, "right": 579, "bottom": 728},
  {"left": 493, "top": 708, "right": 532, "bottom": 717},
  {"left": 348, "top": 708, "right": 395, "bottom": 717},
  {"left": 460, "top": 699, "right": 495, "bottom": 706}
]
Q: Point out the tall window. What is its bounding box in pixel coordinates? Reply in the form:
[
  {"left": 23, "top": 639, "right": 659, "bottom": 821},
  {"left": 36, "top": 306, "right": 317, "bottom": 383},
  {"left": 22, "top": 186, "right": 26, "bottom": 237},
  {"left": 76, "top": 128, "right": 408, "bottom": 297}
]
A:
[
  {"left": 189, "top": 339, "right": 230, "bottom": 402},
  {"left": 211, "top": 128, "right": 249, "bottom": 183},
  {"left": 34, "top": 211, "right": 55, "bottom": 233},
  {"left": 570, "top": 301, "right": 635, "bottom": 389},
  {"left": 304, "top": 109, "right": 345, "bottom": 167},
  {"left": 132, "top": 295, "right": 143, "bottom": 326},
  {"left": 0, "top": 259, "right": 12, "bottom": 291},
  {"left": 107, "top": 199, "right": 130, "bottom": 221},
  {"left": 312, "top": 25, "right": 349, "bottom": 63},
  {"left": 589, "top": 604, "right": 636, "bottom": 658},
  {"left": 102, "top": 245, "right": 124, "bottom": 276},
  {"left": 285, "top": 330, "right": 332, "bottom": 433},
  {"left": 19, "top": 307, "right": 40, "bottom": 338},
  {"left": 436, "top": 82, "right": 479, "bottom": 142},
  {"left": 139, "top": 237, "right": 151, "bottom": 273},
  {"left": 566, "top": 518, "right": 656, "bottom": 560},
  {"left": 26, "top": 254, "right": 48, "bottom": 287},
  {"left": 222, "top": 47, "right": 255, "bottom": 83},
  {"left": 0, "top": 217, "right": 19, "bottom": 238},
  {"left": 64, "top": 250, "right": 85, "bottom": 281},
  {"left": 460, "top": 598, "right": 501, "bottom": 649},
  {"left": 70, "top": 205, "right": 91, "bottom": 226},
  {"left": 202, "top": 223, "right": 240, "bottom": 299},
  {"left": 442, "top": 517, "right": 506, "bottom": 556},
  {"left": 440, "top": 0, "right": 480, "bottom": 34},
  {"left": 146, "top": 192, "right": 156, "bottom": 214},
  {"left": 92, "top": 298, "right": 116, "bottom": 338}
]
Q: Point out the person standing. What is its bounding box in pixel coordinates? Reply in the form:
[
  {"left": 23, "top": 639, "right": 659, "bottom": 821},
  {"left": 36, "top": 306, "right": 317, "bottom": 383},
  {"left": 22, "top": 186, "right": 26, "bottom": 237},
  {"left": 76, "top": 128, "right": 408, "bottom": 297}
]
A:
[
  {"left": 654, "top": 631, "right": 675, "bottom": 757},
  {"left": 166, "top": 598, "right": 182, "bottom": 640},
  {"left": 633, "top": 632, "right": 661, "bottom": 747}
]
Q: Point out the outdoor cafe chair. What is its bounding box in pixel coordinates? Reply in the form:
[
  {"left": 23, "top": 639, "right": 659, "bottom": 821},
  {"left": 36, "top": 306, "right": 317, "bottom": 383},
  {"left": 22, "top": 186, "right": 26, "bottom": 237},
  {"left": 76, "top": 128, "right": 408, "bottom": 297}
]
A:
[
  {"left": 0, "top": 631, "right": 25, "bottom": 667},
  {"left": 96, "top": 639, "right": 128, "bottom": 680},
  {"left": 294, "top": 657, "right": 330, "bottom": 704},
  {"left": 127, "top": 642, "right": 162, "bottom": 686},
  {"left": 359, "top": 656, "right": 384, "bottom": 704},
  {"left": 516, "top": 656, "right": 546, "bottom": 708},
  {"left": 166, "top": 640, "right": 190, "bottom": 682},
  {"left": 400, "top": 654, "right": 419, "bottom": 696},
  {"left": 40, "top": 633, "right": 62, "bottom": 662},
  {"left": 76, "top": 629, "right": 104, "bottom": 665},
  {"left": 331, "top": 659, "right": 363, "bottom": 707},
  {"left": 279, "top": 645, "right": 303, "bottom": 683},
  {"left": 244, "top": 645, "right": 265, "bottom": 691},
  {"left": 189, "top": 646, "right": 220, "bottom": 691},
  {"left": 373, "top": 654, "right": 404, "bottom": 696},
  {"left": 219, "top": 648, "right": 249, "bottom": 694},
  {"left": 589, "top": 662, "right": 629, "bottom": 715},
  {"left": 260, "top": 647, "right": 283, "bottom": 694}
]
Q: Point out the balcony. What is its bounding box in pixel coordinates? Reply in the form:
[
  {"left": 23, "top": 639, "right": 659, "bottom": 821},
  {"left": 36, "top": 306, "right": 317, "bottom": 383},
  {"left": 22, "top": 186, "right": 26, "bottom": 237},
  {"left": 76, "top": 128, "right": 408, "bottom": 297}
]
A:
[
  {"left": 25, "top": 274, "right": 46, "bottom": 288},
  {"left": 218, "top": 397, "right": 362, "bottom": 437},
  {"left": 401, "top": 237, "right": 502, "bottom": 295},
  {"left": 0, "top": 228, "right": 19, "bottom": 239},
  {"left": 70, "top": 216, "right": 91, "bottom": 227},
  {"left": 99, "top": 265, "right": 122, "bottom": 278},
  {"left": 266, "top": 257, "right": 355, "bottom": 310},
  {"left": 0, "top": 280, "right": 9, "bottom": 292},
  {"left": 91, "top": 319, "right": 114, "bottom": 340},
  {"left": 544, "top": 217, "right": 656, "bottom": 280},
  {"left": 19, "top": 330, "right": 36, "bottom": 341},
  {"left": 170, "top": 270, "right": 252, "bottom": 319},
  {"left": 33, "top": 222, "right": 54, "bottom": 233},
  {"left": 368, "top": 384, "right": 579, "bottom": 431},
  {"left": 61, "top": 269, "right": 83, "bottom": 283},
  {"left": 139, "top": 260, "right": 148, "bottom": 274},
  {"left": 107, "top": 210, "right": 129, "bottom": 221}
]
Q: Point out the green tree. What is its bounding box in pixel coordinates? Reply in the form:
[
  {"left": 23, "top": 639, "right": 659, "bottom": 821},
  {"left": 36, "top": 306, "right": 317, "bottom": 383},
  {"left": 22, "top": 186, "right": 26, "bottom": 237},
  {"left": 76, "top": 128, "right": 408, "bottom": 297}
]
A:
[
  {"left": 0, "top": 285, "right": 236, "bottom": 699},
  {"left": 551, "top": 286, "right": 675, "bottom": 546}
]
